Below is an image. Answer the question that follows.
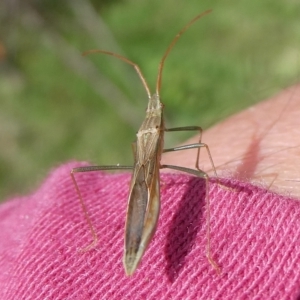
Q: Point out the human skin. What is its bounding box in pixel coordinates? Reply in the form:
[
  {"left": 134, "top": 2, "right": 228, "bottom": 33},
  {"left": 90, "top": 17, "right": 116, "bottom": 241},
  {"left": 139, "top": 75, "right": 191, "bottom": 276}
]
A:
[{"left": 163, "top": 84, "right": 300, "bottom": 199}]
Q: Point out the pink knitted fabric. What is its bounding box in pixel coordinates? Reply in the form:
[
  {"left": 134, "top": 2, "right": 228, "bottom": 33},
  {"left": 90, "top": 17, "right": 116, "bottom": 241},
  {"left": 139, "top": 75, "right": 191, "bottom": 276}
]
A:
[{"left": 0, "top": 162, "right": 300, "bottom": 299}]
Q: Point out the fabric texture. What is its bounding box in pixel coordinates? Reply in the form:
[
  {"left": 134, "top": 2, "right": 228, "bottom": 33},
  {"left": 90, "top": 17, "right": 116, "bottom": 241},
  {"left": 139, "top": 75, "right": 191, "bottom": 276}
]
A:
[{"left": 0, "top": 162, "right": 300, "bottom": 299}]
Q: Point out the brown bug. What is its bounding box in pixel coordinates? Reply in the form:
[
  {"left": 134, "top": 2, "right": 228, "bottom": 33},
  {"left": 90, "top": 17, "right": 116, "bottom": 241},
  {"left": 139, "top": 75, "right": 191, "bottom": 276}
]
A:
[{"left": 71, "top": 9, "right": 220, "bottom": 276}]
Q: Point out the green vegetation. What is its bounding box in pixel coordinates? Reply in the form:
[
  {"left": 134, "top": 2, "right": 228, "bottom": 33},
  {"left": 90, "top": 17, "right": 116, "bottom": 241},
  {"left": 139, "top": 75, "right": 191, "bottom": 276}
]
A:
[{"left": 0, "top": 0, "right": 300, "bottom": 201}]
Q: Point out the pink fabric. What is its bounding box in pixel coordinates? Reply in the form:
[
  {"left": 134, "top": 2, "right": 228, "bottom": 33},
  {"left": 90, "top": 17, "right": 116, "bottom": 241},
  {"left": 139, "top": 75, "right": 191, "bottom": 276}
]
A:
[{"left": 0, "top": 162, "right": 300, "bottom": 299}]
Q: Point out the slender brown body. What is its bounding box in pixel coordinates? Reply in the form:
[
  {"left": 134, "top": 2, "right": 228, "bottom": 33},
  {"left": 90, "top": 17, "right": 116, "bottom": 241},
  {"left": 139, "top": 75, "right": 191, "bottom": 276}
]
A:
[
  {"left": 71, "top": 10, "right": 219, "bottom": 276},
  {"left": 124, "top": 94, "right": 164, "bottom": 275}
]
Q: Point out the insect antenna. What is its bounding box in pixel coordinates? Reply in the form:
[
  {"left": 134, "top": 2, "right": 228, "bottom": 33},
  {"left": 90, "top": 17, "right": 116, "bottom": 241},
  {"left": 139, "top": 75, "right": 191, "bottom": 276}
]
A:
[
  {"left": 156, "top": 9, "right": 212, "bottom": 94},
  {"left": 82, "top": 49, "right": 151, "bottom": 98}
]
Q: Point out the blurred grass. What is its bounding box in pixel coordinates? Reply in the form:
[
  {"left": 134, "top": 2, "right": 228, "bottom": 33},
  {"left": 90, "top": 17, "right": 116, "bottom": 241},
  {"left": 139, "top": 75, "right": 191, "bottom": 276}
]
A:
[{"left": 0, "top": 0, "right": 300, "bottom": 201}]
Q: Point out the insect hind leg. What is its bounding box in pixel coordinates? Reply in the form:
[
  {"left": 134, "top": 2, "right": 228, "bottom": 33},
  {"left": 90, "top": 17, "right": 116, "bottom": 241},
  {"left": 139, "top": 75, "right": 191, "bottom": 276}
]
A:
[
  {"left": 71, "top": 165, "right": 132, "bottom": 252},
  {"left": 161, "top": 137, "right": 221, "bottom": 273},
  {"left": 160, "top": 162, "right": 221, "bottom": 274}
]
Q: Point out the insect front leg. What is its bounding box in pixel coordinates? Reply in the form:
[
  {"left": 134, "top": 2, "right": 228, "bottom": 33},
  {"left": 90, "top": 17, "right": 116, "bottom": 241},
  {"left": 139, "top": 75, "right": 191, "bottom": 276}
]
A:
[
  {"left": 165, "top": 126, "right": 204, "bottom": 172},
  {"left": 164, "top": 142, "right": 218, "bottom": 178},
  {"left": 165, "top": 125, "right": 218, "bottom": 178},
  {"left": 71, "top": 165, "right": 132, "bottom": 252}
]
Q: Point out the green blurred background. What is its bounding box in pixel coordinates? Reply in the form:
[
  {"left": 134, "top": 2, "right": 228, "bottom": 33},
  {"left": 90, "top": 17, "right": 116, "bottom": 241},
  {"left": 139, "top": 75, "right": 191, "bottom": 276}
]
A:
[{"left": 0, "top": 0, "right": 300, "bottom": 201}]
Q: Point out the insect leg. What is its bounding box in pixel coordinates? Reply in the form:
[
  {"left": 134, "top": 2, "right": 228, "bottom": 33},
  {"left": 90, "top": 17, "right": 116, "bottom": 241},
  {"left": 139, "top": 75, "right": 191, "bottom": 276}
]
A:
[
  {"left": 165, "top": 126, "right": 204, "bottom": 171},
  {"left": 161, "top": 143, "right": 220, "bottom": 274},
  {"left": 71, "top": 165, "right": 132, "bottom": 251},
  {"left": 163, "top": 140, "right": 218, "bottom": 177}
]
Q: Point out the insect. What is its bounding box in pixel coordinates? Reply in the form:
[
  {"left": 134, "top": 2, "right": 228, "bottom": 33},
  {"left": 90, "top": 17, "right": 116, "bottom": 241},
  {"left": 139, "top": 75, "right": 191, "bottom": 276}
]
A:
[{"left": 71, "top": 9, "right": 220, "bottom": 276}]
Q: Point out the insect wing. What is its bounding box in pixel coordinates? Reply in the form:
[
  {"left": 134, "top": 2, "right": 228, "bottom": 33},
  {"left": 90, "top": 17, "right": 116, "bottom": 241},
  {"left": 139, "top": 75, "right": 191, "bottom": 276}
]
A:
[{"left": 123, "top": 156, "right": 160, "bottom": 275}]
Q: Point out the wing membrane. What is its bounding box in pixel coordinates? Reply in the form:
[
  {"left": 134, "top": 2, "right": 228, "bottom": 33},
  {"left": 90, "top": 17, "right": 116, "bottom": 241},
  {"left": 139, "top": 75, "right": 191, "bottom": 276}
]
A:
[{"left": 123, "top": 158, "right": 160, "bottom": 275}]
